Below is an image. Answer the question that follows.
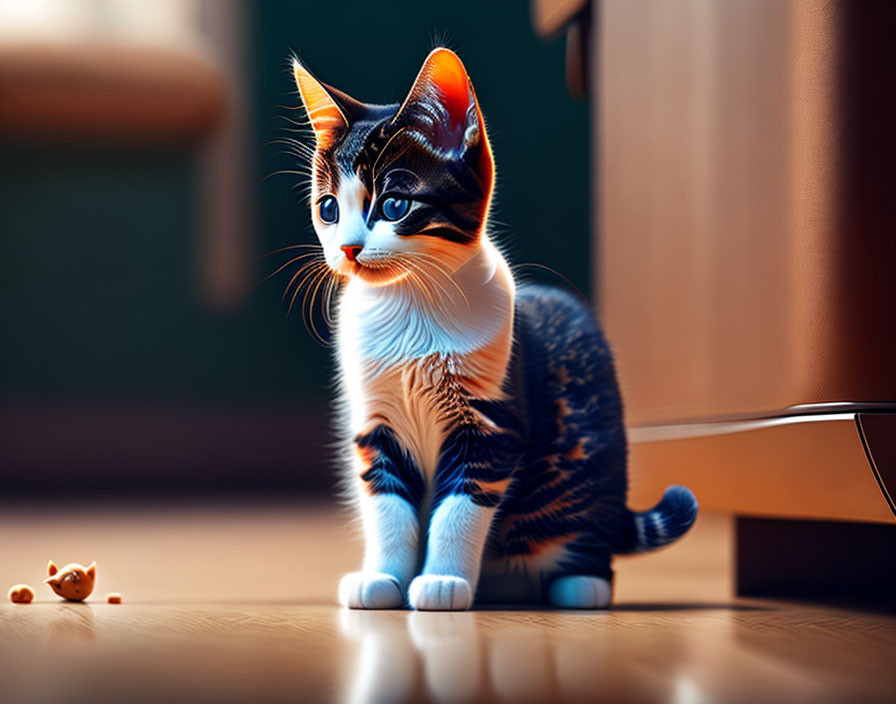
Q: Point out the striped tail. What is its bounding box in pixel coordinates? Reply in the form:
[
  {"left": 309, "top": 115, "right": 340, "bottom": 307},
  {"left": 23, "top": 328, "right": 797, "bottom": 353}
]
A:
[{"left": 616, "top": 485, "right": 699, "bottom": 554}]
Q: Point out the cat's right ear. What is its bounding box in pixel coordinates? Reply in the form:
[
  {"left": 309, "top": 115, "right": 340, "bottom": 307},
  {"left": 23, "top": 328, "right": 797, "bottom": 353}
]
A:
[
  {"left": 292, "top": 59, "right": 350, "bottom": 148},
  {"left": 47, "top": 560, "right": 58, "bottom": 577}
]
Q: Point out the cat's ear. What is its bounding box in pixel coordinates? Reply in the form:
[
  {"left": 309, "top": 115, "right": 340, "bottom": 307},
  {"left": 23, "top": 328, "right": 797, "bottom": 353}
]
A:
[
  {"left": 48, "top": 560, "right": 58, "bottom": 577},
  {"left": 292, "top": 58, "right": 356, "bottom": 148},
  {"left": 394, "top": 48, "right": 490, "bottom": 158},
  {"left": 86, "top": 562, "right": 96, "bottom": 580}
]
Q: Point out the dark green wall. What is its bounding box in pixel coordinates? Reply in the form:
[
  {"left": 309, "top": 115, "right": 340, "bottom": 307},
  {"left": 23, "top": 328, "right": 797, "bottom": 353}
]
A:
[{"left": 0, "top": 144, "right": 323, "bottom": 402}]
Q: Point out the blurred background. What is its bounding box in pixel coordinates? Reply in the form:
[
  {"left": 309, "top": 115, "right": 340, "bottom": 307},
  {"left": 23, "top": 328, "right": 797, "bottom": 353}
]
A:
[
  {"left": 1, "top": 4, "right": 895, "bottom": 693},
  {"left": 0, "top": 0, "right": 589, "bottom": 498},
  {"left": 1, "top": 5, "right": 895, "bottom": 703},
  {"left": 1, "top": 0, "right": 894, "bottom": 573}
]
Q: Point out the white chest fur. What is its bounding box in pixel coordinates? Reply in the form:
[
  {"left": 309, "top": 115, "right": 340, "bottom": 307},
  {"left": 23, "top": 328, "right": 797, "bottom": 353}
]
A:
[{"left": 337, "top": 240, "right": 515, "bottom": 476}]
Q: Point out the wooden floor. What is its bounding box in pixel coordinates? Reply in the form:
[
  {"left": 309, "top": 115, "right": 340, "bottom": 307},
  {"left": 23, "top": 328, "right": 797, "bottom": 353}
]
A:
[{"left": 1, "top": 502, "right": 894, "bottom": 704}]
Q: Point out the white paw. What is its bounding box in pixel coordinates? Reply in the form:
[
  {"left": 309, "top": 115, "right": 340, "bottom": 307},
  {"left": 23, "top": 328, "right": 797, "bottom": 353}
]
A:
[
  {"left": 408, "top": 575, "right": 473, "bottom": 611},
  {"left": 547, "top": 575, "right": 612, "bottom": 609},
  {"left": 338, "top": 572, "right": 403, "bottom": 609}
]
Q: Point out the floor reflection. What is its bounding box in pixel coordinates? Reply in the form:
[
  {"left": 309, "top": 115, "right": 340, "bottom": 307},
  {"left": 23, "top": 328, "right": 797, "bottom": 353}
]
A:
[
  {"left": 44, "top": 603, "right": 96, "bottom": 650},
  {"left": 340, "top": 610, "right": 417, "bottom": 704},
  {"left": 338, "top": 609, "right": 685, "bottom": 704},
  {"left": 338, "top": 605, "right": 865, "bottom": 704}
]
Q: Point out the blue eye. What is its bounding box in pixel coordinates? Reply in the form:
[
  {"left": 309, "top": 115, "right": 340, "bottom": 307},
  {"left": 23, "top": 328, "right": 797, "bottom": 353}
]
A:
[
  {"left": 318, "top": 195, "right": 339, "bottom": 224},
  {"left": 380, "top": 196, "right": 411, "bottom": 221}
]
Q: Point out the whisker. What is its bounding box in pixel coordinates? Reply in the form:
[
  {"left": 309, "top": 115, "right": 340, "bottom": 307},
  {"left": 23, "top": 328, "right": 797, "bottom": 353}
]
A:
[
  {"left": 372, "top": 142, "right": 412, "bottom": 180},
  {"left": 322, "top": 274, "right": 342, "bottom": 328},
  {"left": 511, "top": 262, "right": 588, "bottom": 303},
  {"left": 253, "top": 252, "right": 321, "bottom": 292},
  {"left": 371, "top": 127, "right": 407, "bottom": 180},
  {"left": 254, "top": 243, "right": 322, "bottom": 262},
  {"left": 252, "top": 169, "right": 313, "bottom": 191},
  {"left": 283, "top": 260, "right": 327, "bottom": 303},
  {"left": 303, "top": 266, "right": 333, "bottom": 343},
  {"left": 395, "top": 258, "right": 452, "bottom": 314},
  {"left": 403, "top": 251, "right": 471, "bottom": 311},
  {"left": 406, "top": 260, "right": 453, "bottom": 305},
  {"left": 288, "top": 266, "right": 317, "bottom": 318}
]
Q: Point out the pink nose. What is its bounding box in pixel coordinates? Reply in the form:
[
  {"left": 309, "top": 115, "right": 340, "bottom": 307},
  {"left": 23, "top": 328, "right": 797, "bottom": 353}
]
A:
[{"left": 341, "top": 245, "right": 362, "bottom": 262}]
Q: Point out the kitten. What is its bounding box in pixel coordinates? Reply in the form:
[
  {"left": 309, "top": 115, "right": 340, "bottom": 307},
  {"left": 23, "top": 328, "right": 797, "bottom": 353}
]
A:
[{"left": 289, "top": 48, "right": 697, "bottom": 610}]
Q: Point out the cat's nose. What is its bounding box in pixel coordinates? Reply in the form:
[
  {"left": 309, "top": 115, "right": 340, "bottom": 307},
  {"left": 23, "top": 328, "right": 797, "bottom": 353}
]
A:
[{"left": 341, "top": 245, "right": 362, "bottom": 262}]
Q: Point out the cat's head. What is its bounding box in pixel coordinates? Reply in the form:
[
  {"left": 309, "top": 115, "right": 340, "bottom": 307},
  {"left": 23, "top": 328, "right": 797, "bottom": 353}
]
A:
[{"left": 292, "top": 48, "right": 494, "bottom": 286}]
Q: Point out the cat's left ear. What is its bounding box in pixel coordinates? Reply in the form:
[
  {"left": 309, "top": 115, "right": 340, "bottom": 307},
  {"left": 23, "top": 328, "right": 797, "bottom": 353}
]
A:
[
  {"left": 292, "top": 59, "right": 364, "bottom": 148},
  {"left": 395, "top": 48, "right": 491, "bottom": 162},
  {"left": 86, "top": 562, "right": 96, "bottom": 580}
]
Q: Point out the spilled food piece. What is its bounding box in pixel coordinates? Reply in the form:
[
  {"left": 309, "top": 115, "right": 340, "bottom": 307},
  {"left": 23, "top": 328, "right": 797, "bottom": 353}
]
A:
[
  {"left": 106, "top": 593, "right": 122, "bottom": 604},
  {"left": 8, "top": 584, "right": 35, "bottom": 604},
  {"left": 44, "top": 560, "right": 96, "bottom": 602}
]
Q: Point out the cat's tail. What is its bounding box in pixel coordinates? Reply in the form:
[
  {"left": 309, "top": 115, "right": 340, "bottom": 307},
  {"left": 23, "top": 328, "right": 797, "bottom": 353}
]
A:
[{"left": 615, "top": 485, "right": 698, "bottom": 554}]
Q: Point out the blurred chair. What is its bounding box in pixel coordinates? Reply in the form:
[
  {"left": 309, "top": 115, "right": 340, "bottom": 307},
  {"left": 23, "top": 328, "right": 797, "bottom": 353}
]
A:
[{"left": 0, "top": 1, "right": 279, "bottom": 494}]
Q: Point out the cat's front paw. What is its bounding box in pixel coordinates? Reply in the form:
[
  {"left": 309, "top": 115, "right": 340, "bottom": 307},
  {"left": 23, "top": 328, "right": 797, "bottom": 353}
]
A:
[
  {"left": 339, "top": 572, "right": 403, "bottom": 609},
  {"left": 408, "top": 575, "right": 473, "bottom": 611}
]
